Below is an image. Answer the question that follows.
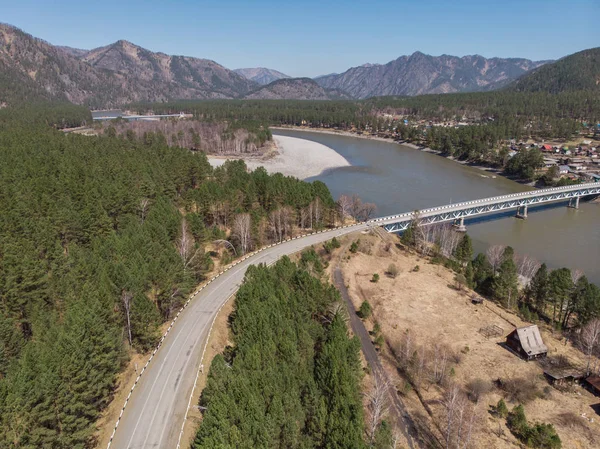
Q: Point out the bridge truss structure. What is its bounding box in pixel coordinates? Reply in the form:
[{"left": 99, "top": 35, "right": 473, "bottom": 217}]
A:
[{"left": 370, "top": 182, "right": 600, "bottom": 233}]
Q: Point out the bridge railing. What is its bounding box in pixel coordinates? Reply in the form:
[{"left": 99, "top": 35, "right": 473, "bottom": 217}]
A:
[{"left": 370, "top": 182, "right": 599, "bottom": 225}]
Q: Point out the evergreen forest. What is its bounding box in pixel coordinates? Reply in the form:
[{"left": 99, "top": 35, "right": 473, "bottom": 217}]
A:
[
  {"left": 0, "top": 104, "right": 335, "bottom": 448},
  {"left": 193, "top": 256, "right": 366, "bottom": 449}
]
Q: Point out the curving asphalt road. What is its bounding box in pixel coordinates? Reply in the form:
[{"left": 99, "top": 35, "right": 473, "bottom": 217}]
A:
[{"left": 109, "top": 224, "right": 368, "bottom": 449}]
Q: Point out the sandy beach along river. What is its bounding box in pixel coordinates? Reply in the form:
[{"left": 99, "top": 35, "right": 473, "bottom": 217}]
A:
[{"left": 207, "top": 135, "right": 350, "bottom": 180}]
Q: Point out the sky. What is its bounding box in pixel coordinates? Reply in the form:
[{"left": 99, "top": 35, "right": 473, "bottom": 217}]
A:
[{"left": 1, "top": 0, "right": 597, "bottom": 77}]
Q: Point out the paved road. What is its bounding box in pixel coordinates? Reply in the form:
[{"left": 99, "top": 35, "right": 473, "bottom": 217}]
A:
[
  {"left": 333, "top": 264, "right": 417, "bottom": 448},
  {"left": 110, "top": 224, "right": 368, "bottom": 449}
]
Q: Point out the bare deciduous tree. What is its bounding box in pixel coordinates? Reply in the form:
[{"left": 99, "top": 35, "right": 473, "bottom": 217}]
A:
[
  {"left": 177, "top": 219, "right": 202, "bottom": 272},
  {"left": 269, "top": 207, "right": 293, "bottom": 242},
  {"left": 581, "top": 318, "right": 600, "bottom": 376},
  {"left": 436, "top": 224, "right": 462, "bottom": 259},
  {"left": 122, "top": 290, "right": 133, "bottom": 346},
  {"left": 232, "top": 213, "right": 251, "bottom": 255},
  {"left": 367, "top": 378, "right": 391, "bottom": 444},
  {"left": 443, "top": 384, "right": 462, "bottom": 449},
  {"left": 443, "top": 384, "right": 479, "bottom": 449},
  {"left": 350, "top": 194, "right": 363, "bottom": 219},
  {"left": 312, "top": 198, "right": 322, "bottom": 228},
  {"left": 486, "top": 245, "right": 506, "bottom": 274},
  {"left": 432, "top": 342, "right": 450, "bottom": 384},
  {"left": 515, "top": 254, "right": 541, "bottom": 284},
  {"left": 571, "top": 269, "right": 584, "bottom": 286},
  {"left": 300, "top": 207, "right": 309, "bottom": 229},
  {"left": 402, "top": 330, "right": 414, "bottom": 366},
  {"left": 360, "top": 202, "right": 377, "bottom": 221},
  {"left": 139, "top": 198, "right": 150, "bottom": 224},
  {"left": 337, "top": 194, "right": 352, "bottom": 222}
]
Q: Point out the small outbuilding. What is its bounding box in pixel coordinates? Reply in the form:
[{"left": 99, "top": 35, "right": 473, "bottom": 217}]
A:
[
  {"left": 543, "top": 369, "right": 584, "bottom": 387},
  {"left": 584, "top": 376, "right": 600, "bottom": 397},
  {"left": 506, "top": 325, "right": 548, "bottom": 361}
]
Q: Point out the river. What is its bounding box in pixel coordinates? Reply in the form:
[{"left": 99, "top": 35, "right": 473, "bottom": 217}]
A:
[{"left": 273, "top": 129, "right": 600, "bottom": 284}]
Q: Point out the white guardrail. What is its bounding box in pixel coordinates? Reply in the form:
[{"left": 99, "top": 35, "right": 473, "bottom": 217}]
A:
[{"left": 106, "top": 221, "right": 364, "bottom": 449}]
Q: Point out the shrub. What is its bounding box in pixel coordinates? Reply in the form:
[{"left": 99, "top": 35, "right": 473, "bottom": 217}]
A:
[
  {"left": 466, "top": 378, "right": 491, "bottom": 403},
  {"left": 324, "top": 237, "right": 342, "bottom": 254},
  {"left": 507, "top": 405, "right": 529, "bottom": 439},
  {"left": 496, "top": 399, "right": 508, "bottom": 418},
  {"left": 454, "top": 273, "right": 467, "bottom": 290},
  {"left": 497, "top": 376, "right": 540, "bottom": 404},
  {"left": 350, "top": 240, "right": 359, "bottom": 253},
  {"left": 373, "top": 321, "right": 381, "bottom": 335},
  {"left": 413, "top": 265, "right": 420, "bottom": 272},
  {"left": 371, "top": 273, "right": 380, "bottom": 283},
  {"left": 386, "top": 263, "right": 399, "bottom": 278},
  {"left": 507, "top": 404, "right": 561, "bottom": 449},
  {"left": 374, "top": 334, "right": 385, "bottom": 348},
  {"left": 358, "top": 300, "right": 372, "bottom": 319}
]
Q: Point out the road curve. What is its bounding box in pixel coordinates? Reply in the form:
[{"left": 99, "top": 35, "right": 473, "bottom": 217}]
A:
[{"left": 109, "top": 224, "right": 368, "bottom": 449}]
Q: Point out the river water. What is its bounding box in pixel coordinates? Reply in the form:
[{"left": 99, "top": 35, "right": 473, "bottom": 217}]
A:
[{"left": 273, "top": 129, "right": 600, "bottom": 284}]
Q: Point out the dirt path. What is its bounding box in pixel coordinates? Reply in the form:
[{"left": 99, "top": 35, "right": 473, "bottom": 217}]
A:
[{"left": 333, "top": 248, "right": 418, "bottom": 448}]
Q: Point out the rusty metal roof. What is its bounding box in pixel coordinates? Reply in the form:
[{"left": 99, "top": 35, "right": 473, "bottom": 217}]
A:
[{"left": 586, "top": 376, "right": 600, "bottom": 390}]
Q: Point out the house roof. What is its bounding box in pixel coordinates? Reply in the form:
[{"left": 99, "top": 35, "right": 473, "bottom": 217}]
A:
[
  {"left": 586, "top": 376, "right": 600, "bottom": 391},
  {"left": 515, "top": 325, "right": 548, "bottom": 356}
]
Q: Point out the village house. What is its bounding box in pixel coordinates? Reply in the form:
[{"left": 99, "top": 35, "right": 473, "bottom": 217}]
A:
[{"left": 505, "top": 325, "right": 548, "bottom": 361}]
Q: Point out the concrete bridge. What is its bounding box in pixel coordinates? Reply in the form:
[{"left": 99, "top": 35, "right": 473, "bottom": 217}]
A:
[{"left": 371, "top": 182, "right": 600, "bottom": 233}]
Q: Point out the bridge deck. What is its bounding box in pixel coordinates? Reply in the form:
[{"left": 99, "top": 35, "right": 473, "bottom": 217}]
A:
[{"left": 371, "top": 182, "right": 600, "bottom": 232}]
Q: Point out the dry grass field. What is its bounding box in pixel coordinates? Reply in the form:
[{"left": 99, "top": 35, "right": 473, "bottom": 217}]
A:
[{"left": 335, "top": 232, "right": 600, "bottom": 449}]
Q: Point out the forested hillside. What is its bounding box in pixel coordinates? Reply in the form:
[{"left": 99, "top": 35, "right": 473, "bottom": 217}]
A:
[
  {"left": 0, "top": 106, "right": 335, "bottom": 448},
  {"left": 194, "top": 256, "right": 367, "bottom": 449},
  {"left": 509, "top": 47, "right": 600, "bottom": 93}
]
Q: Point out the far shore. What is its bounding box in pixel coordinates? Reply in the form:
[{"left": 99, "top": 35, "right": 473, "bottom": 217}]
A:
[
  {"left": 271, "top": 125, "right": 536, "bottom": 187},
  {"left": 207, "top": 134, "right": 351, "bottom": 180}
]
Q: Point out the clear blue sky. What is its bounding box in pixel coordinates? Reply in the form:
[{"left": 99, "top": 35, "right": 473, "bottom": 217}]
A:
[{"left": 2, "top": 0, "right": 597, "bottom": 77}]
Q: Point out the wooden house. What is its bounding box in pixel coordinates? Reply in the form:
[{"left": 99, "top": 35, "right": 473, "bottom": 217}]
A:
[{"left": 506, "top": 325, "right": 548, "bottom": 361}]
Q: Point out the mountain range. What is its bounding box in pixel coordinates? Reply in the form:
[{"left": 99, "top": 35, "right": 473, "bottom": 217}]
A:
[
  {"left": 0, "top": 24, "right": 256, "bottom": 107},
  {"left": 0, "top": 23, "right": 596, "bottom": 108},
  {"left": 314, "top": 52, "right": 550, "bottom": 98}
]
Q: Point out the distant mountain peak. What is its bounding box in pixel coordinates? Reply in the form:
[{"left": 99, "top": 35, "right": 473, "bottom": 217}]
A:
[{"left": 235, "top": 67, "right": 291, "bottom": 85}]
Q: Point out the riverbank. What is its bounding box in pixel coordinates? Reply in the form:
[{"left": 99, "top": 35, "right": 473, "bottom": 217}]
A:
[
  {"left": 271, "top": 126, "right": 534, "bottom": 185},
  {"left": 207, "top": 134, "right": 351, "bottom": 180}
]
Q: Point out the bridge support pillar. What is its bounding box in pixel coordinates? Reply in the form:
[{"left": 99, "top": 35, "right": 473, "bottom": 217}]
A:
[
  {"left": 568, "top": 197, "right": 580, "bottom": 209},
  {"left": 516, "top": 205, "right": 528, "bottom": 219},
  {"left": 453, "top": 217, "right": 467, "bottom": 232}
]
